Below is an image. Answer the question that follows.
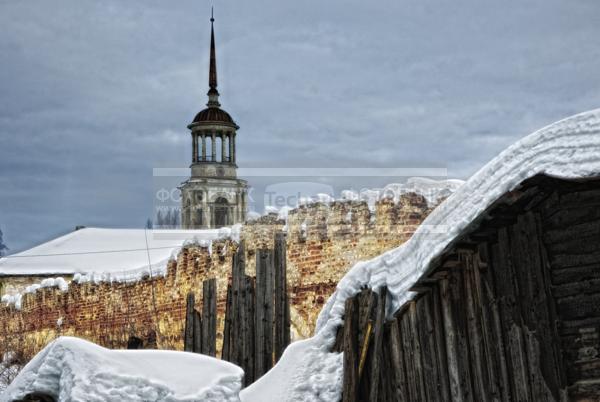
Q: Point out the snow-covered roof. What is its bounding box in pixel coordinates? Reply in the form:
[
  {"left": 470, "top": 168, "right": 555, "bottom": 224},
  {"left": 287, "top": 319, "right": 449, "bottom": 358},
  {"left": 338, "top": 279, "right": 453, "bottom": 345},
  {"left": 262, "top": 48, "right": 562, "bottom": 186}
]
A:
[
  {"left": 0, "top": 227, "right": 239, "bottom": 278},
  {"left": 1, "top": 337, "right": 243, "bottom": 402},
  {"left": 241, "top": 108, "right": 600, "bottom": 402}
]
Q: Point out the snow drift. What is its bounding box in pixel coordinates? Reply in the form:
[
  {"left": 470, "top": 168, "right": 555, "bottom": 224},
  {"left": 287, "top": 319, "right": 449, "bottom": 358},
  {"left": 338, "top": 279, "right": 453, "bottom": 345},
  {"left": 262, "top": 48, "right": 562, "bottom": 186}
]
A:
[{"left": 1, "top": 337, "right": 243, "bottom": 402}]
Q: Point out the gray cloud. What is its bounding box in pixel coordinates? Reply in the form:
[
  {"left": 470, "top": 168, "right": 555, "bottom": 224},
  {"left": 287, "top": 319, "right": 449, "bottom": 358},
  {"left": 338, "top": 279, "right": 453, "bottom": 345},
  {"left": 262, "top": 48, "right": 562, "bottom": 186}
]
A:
[{"left": 1, "top": 0, "right": 599, "bottom": 251}]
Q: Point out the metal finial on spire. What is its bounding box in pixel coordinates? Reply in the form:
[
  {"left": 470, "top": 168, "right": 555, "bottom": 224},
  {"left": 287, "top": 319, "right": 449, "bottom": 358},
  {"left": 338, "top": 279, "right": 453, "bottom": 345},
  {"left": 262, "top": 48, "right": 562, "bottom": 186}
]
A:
[{"left": 207, "top": 6, "right": 220, "bottom": 107}]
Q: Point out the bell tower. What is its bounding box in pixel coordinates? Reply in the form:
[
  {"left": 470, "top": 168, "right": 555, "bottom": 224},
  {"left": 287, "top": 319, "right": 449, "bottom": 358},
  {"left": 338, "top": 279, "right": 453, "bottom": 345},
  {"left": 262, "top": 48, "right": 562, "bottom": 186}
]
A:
[{"left": 181, "top": 10, "right": 247, "bottom": 229}]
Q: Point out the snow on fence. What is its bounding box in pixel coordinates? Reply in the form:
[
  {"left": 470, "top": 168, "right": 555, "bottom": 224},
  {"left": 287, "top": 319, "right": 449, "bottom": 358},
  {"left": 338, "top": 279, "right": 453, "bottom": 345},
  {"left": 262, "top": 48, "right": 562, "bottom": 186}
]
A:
[{"left": 334, "top": 175, "right": 600, "bottom": 401}]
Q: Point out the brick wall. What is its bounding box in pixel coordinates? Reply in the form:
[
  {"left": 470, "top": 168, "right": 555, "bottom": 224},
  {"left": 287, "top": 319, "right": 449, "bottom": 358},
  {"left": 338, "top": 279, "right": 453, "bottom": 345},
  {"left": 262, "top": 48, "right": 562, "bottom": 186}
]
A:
[{"left": 0, "top": 194, "right": 433, "bottom": 361}]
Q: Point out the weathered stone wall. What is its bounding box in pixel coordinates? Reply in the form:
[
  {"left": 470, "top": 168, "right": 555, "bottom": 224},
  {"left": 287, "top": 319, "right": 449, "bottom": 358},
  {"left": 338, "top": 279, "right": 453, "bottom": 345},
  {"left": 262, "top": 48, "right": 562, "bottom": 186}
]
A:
[{"left": 0, "top": 194, "right": 433, "bottom": 362}]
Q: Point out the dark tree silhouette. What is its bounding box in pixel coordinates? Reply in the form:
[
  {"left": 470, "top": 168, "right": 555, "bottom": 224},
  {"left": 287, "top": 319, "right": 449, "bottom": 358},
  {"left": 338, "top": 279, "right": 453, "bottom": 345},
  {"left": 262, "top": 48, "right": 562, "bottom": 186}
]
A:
[{"left": 0, "top": 226, "right": 8, "bottom": 257}]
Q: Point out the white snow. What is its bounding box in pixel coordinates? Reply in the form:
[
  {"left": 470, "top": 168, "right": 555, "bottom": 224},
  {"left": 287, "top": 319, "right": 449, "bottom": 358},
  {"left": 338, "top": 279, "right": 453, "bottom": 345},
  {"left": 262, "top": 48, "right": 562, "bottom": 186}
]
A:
[
  {"left": 277, "top": 206, "right": 293, "bottom": 221},
  {"left": 239, "top": 339, "right": 342, "bottom": 402},
  {"left": 242, "top": 109, "right": 600, "bottom": 402},
  {"left": 0, "top": 227, "right": 238, "bottom": 279},
  {"left": 0, "top": 353, "right": 21, "bottom": 394},
  {"left": 246, "top": 211, "right": 262, "bottom": 221},
  {"left": 1, "top": 227, "right": 241, "bottom": 309},
  {"left": 1, "top": 337, "right": 243, "bottom": 402},
  {"left": 264, "top": 205, "right": 280, "bottom": 215}
]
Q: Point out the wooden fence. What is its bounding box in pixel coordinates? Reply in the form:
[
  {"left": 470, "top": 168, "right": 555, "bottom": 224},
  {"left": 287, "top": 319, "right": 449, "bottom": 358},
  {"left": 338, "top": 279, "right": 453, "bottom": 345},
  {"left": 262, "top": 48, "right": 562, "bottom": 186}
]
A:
[
  {"left": 184, "top": 232, "right": 291, "bottom": 386},
  {"left": 333, "top": 176, "right": 600, "bottom": 401}
]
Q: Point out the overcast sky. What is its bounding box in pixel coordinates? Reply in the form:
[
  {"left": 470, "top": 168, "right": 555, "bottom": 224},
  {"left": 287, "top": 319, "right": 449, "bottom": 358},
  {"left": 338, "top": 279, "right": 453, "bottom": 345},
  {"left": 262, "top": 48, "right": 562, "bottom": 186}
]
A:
[{"left": 1, "top": 0, "right": 599, "bottom": 252}]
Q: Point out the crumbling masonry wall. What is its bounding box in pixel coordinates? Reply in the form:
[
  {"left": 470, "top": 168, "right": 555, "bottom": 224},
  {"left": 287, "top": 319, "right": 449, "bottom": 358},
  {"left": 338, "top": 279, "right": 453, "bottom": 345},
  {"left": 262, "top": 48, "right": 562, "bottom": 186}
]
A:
[{"left": 0, "top": 194, "right": 433, "bottom": 361}]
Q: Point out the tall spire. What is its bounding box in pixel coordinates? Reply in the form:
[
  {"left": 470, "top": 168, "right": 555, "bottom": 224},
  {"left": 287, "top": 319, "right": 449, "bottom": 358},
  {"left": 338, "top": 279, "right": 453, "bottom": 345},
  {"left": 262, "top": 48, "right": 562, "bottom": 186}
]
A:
[{"left": 207, "top": 7, "right": 220, "bottom": 107}]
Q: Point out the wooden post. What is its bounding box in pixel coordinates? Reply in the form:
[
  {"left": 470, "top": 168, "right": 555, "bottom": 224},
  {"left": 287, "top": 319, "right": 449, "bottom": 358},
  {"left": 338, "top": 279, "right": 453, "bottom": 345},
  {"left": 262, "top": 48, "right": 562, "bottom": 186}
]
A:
[
  {"left": 356, "top": 289, "right": 377, "bottom": 400},
  {"left": 222, "top": 284, "right": 233, "bottom": 361},
  {"left": 255, "top": 249, "right": 275, "bottom": 379},
  {"left": 342, "top": 296, "right": 359, "bottom": 402},
  {"left": 440, "top": 272, "right": 474, "bottom": 402},
  {"left": 367, "top": 287, "right": 387, "bottom": 401},
  {"left": 201, "top": 278, "right": 217, "bottom": 356},
  {"left": 431, "top": 283, "right": 451, "bottom": 402},
  {"left": 231, "top": 241, "right": 246, "bottom": 367},
  {"left": 184, "top": 292, "right": 195, "bottom": 352},
  {"left": 416, "top": 291, "right": 447, "bottom": 402},
  {"left": 493, "top": 228, "right": 532, "bottom": 401},
  {"left": 400, "top": 301, "right": 427, "bottom": 401},
  {"left": 274, "top": 232, "right": 291, "bottom": 362},
  {"left": 243, "top": 275, "right": 256, "bottom": 385},
  {"left": 385, "top": 316, "right": 409, "bottom": 401},
  {"left": 461, "top": 251, "right": 489, "bottom": 402},
  {"left": 193, "top": 310, "right": 202, "bottom": 353}
]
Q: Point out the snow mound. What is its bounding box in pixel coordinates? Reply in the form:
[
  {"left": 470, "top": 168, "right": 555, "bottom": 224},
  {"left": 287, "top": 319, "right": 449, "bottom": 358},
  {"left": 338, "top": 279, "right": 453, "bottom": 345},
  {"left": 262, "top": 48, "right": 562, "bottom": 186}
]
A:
[
  {"left": 239, "top": 338, "right": 342, "bottom": 402},
  {"left": 1, "top": 337, "right": 243, "bottom": 402},
  {"left": 242, "top": 108, "right": 600, "bottom": 402}
]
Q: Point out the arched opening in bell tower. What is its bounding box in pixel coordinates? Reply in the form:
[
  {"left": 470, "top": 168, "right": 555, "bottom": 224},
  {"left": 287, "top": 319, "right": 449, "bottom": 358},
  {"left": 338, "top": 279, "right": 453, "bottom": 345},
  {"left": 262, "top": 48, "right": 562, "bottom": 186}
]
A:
[{"left": 213, "top": 197, "right": 229, "bottom": 227}]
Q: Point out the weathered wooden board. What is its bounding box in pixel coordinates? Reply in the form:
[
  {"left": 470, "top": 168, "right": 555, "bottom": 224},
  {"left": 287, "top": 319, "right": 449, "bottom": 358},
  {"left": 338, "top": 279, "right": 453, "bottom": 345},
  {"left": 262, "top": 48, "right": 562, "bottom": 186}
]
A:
[
  {"left": 342, "top": 296, "right": 359, "bottom": 402},
  {"left": 367, "top": 287, "right": 386, "bottom": 402},
  {"left": 273, "top": 232, "right": 291, "bottom": 362},
  {"left": 222, "top": 284, "right": 233, "bottom": 361},
  {"left": 492, "top": 230, "right": 532, "bottom": 401},
  {"left": 255, "top": 249, "right": 274, "bottom": 379},
  {"left": 201, "top": 278, "right": 217, "bottom": 356},
  {"left": 184, "top": 292, "right": 195, "bottom": 352}
]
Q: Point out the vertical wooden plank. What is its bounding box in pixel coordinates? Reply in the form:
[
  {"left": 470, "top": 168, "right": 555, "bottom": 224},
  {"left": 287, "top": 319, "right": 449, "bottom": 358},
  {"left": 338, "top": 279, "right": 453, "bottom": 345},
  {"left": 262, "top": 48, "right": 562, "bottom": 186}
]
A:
[
  {"left": 462, "top": 251, "right": 491, "bottom": 402},
  {"left": 534, "top": 212, "right": 567, "bottom": 396},
  {"left": 255, "top": 249, "right": 275, "bottom": 379},
  {"left": 431, "top": 282, "right": 451, "bottom": 402},
  {"left": 511, "top": 212, "right": 563, "bottom": 400},
  {"left": 440, "top": 272, "right": 474, "bottom": 402},
  {"left": 357, "top": 290, "right": 375, "bottom": 348},
  {"left": 242, "top": 274, "right": 256, "bottom": 386},
  {"left": 400, "top": 302, "right": 426, "bottom": 401},
  {"left": 255, "top": 249, "right": 267, "bottom": 378},
  {"left": 193, "top": 310, "right": 202, "bottom": 353},
  {"left": 357, "top": 289, "right": 376, "bottom": 400},
  {"left": 368, "top": 287, "right": 387, "bottom": 402},
  {"left": 230, "top": 241, "right": 245, "bottom": 367},
  {"left": 265, "top": 249, "right": 274, "bottom": 369},
  {"left": 184, "top": 292, "right": 195, "bottom": 352},
  {"left": 274, "top": 232, "right": 291, "bottom": 362},
  {"left": 240, "top": 273, "right": 250, "bottom": 385},
  {"left": 472, "top": 243, "right": 509, "bottom": 402},
  {"left": 416, "top": 291, "right": 445, "bottom": 402},
  {"left": 255, "top": 250, "right": 266, "bottom": 378},
  {"left": 201, "top": 278, "right": 217, "bottom": 357},
  {"left": 244, "top": 276, "right": 258, "bottom": 384},
  {"left": 342, "top": 296, "right": 359, "bottom": 402},
  {"left": 493, "top": 228, "right": 531, "bottom": 401},
  {"left": 222, "top": 284, "right": 233, "bottom": 361},
  {"left": 385, "top": 316, "right": 409, "bottom": 401}
]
